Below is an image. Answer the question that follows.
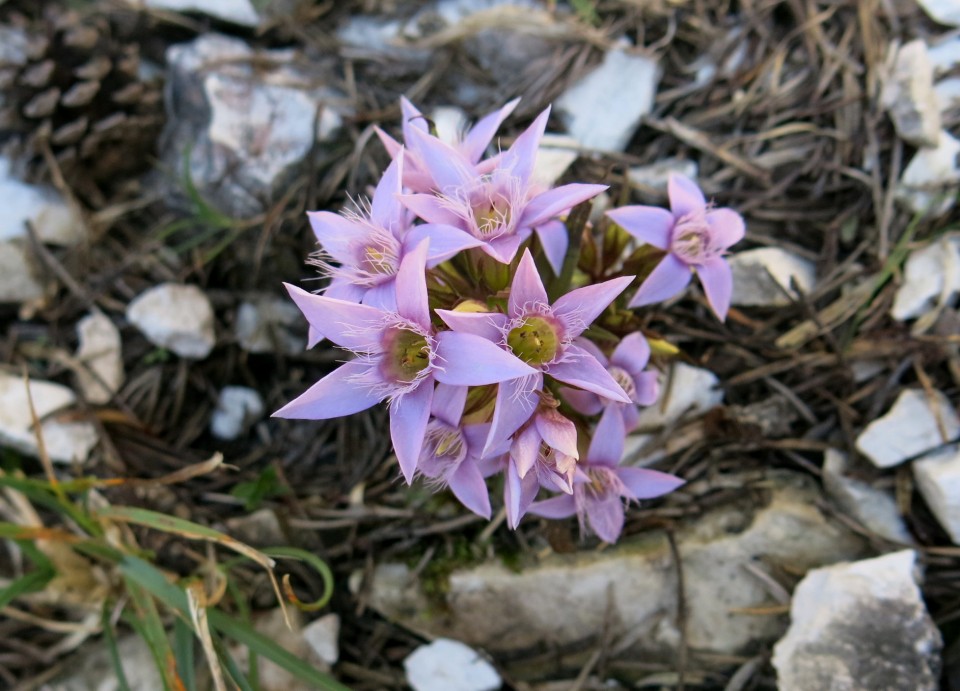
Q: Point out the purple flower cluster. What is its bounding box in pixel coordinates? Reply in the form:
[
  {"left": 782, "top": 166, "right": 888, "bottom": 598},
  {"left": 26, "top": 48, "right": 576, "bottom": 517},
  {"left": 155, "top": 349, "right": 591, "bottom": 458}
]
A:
[{"left": 276, "top": 99, "right": 745, "bottom": 542}]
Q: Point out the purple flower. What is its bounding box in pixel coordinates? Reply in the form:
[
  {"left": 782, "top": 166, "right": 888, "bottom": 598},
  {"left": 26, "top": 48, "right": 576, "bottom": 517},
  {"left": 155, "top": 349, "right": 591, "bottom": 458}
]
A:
[
  {"left": 436, "top": 248, "right": 634, "bottom": 457},
  {"left": 530, "top": 406, "right": 684, "bottom": 543},
  {"left": 504, "top": 407, "right": 580, "bottom": 528},
  {"left": 399, "top": 106, "right": 606, "bottom": 270},
  {"left": 375, "top": 97, "right": 520, "bottom": 193},
  {"left": 274, "top": 241, "right": 536, "bottom": 483},
  {"left": 306, "top": 151, "right": 481, "bottom": 346},
  {"left": 417, "top": 383, "right": 492, "bottom": 518},
  {"left": 561, "top": 333, "right": 659, "bottom": 431},
  {"left": 606, "top": 174, "right": 745, "bottom": 320}
]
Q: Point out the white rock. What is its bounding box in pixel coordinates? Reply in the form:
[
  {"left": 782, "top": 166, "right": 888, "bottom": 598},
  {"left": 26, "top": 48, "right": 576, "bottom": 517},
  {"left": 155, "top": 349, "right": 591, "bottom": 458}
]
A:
[
  {"left": 935, "top": 77, "right": 960, "bottom": 113},
  {"left": 126, "top": 283, "right": 216, "bottom": 359},
  {"left": 210, "top": 386, "right": 264, "bottom": 440},
  {"left": 0, "top": 372, "right": 98, "bottom": 465},
  {"left": 634, "top": 362, "right": 723, "bottom": 430},
  {"left": 404, "top": 639, "right": 501, "bottom": 691},
  {"left": 897, "top": 129, "right": 960, "bottom": 216},
  {"left": 822, "top": 449, "right": 912, "bottom": 543},
  {"left": 928, "top": 36, "right": 960, "bottom": 75},
  {"left": 235, "top": 295, "right": 305, "bottom": 354},
  {"left": 0, "top": 26, "right": 29, "bottom": 66},
  {"left": 556, "top": 45, "right": 660, "bottom": 152},
  {"left": 917, "top": 0, "right": 960, "bottom": 26},
  {"left": 627, "top": 158, "right": 699, "bottom": 193},
  {"left": 913, "top": 443, "right": 960, "bottom": 544},
  {"left": 0, "top": 156, "right": 87, "bottom": 246},
  {"left": 74, "top": 312, "right": 124, "bottom": 405},
  {"left": 431, "top": 106, "right": 470, "bottom": 147},
  {"left": 228, "top": 609, "right": 318, "bottom": 691},
  {"left": 729, "top": 247, "right": 817, "bottom": 307},
  {"left": 532, "top": 134, "right": 580, "bottom": 188},
  {"left": 123, "top": 0, "right": 260, "bottom": 26},
  {"left": 0, "top": 241, "right": 44, "bottom": 304},
  {"left": 45, "top": 634, "right": 163, "bottom": 691},
  {"left": 856, "top": 388, "right": 960, "bottom": 468},
  {"left": 224, "top": 507, "right": 283, "bottom": 546},
  {"left": 162, "top": 34, "right": 348, "bottom": 217},
  {"left": 891, "top": 234, "right": 960, "bottom": 321},
  {"left": 364, "top": 473, "right": 865, "bottom": 658},
  {"left": 881, "top": 40, "right": 941, "bottom": 147},
  {"left": 303, "top": 613, "right": 340, "bottom": 667},
  {"left": 773, "top": 550, "right": 941, "bottom": 691}
]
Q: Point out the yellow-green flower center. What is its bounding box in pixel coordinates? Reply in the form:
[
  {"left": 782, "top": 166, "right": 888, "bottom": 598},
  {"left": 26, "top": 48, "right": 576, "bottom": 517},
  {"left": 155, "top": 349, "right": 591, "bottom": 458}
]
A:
[
  {"left": 383, "top": 328, "right": 431, "bottom": 383},
  {"left": 507, "top": 316, "right": 559, "bottom": 366}
]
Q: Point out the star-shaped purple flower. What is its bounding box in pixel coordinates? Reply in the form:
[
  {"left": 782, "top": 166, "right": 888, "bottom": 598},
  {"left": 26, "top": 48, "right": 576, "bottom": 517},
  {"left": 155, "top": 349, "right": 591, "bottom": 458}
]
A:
[
  {"left": 530, "top": 406, "right": 684, "bottom": 543},
  {"left": 307, "top": 150, "right": 481, "bottom": 346},
  {"left": 606, "top": 174, "right": 745, "bottom": 320},
  {"left": 274, "top": 241, "right": 536, "bottom": 483},
  {"left": 436, "top": 248, "right": 634, "bottom": 457},
  {"left": 399, "top": 106, "right": 607, "bottom": 270},
  {"left": 561, "top": 333, "right": 660, "bottom": 432},
  {"left": 375, "top": 96, "right": 520, "bottom": 193}
]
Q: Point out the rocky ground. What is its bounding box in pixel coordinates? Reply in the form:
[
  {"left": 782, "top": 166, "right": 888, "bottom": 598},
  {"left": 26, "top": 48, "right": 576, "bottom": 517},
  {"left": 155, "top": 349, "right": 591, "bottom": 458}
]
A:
[{"left": 0, "top": 0, "right": 959, "bottom": 689}]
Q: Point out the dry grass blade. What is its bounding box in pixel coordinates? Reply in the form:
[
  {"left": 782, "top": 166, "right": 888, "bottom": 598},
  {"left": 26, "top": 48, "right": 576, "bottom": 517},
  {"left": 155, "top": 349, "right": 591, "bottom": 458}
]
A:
[{"left": 186, "top": 582, "right": 227, "bottom": 691}]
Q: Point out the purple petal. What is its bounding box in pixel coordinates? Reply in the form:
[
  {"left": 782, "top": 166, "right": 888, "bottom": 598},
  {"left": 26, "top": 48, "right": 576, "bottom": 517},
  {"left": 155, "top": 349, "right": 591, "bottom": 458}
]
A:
[
  {"left": 605, "top": 206, "right": 674, "bottom": 250},
  {"left": 528, "top": 493, "right": 577, "bottom": 519},
  {"left": 706, "top": 208, "right": 746, "bottom": 250},
  {"left": 482, "top": 232, "right": 526, "bottom": 264},
  {"left": 307, "top": 211, "right": 360, "bottom": 261},
  {"left": 585, "top": 494, "right": 625, "bottom": 543},
  {"left": 431, "top": 383, "right": 468, "bottom": 427},
  {"left": 398, "top": 193, "right": 465, "bottom": 227},
  {"left": 435, "top": 309, "right": 508, "bottom": 342},
  {"left": 400, "top": 96, "right": 428, "bottom": 136},
  {"left": 696, "top": 257, "right": 733, "bottom": 321},
  {"left": 610, "top": 332, "right": 651, "bottom": 376},
  {"left": 668, "top": 173, "right": 706, "bottom": 217},
  {"left": 448, "top": 458, "right": 492, "bottom": 518},
  {"left": 621, "top": 404, "right": 641, "bottom": 432},
  {"left": 463, "top": 424, "right": 491, "bottom": 458},
  {"left": 546, "top": 344, "right": 631, "bottom": 403},
  {"left": 628, "top": 254, "right": 691, "bottom": 309},
  {"left": 634, "top": 371, "right": 660, "bottom": 407},
  {"left": 390, "top": 380, "right": 433, "bottom": 483},
  {"left": 501, "top": 106, "right": 550, "bottom": 184},
  {"left": 520, "top": 183, "right": 607, "bottom": 228},
  {"left": 617, "top": 467, "right": 685, "bottom": 499},
  {"left": 508, "top": 249, "right": 549, "bottom": 316},
  {"left": 559, "top": 386, "right": 603, "bottom": 416},
  {"left": 461, "top": 97, "right": 520, "bottom": 163},
  {"left": 572, "top": 336, "right": 607, "bottom": 365},
  {"left": 533, "top": 220, "right": 568, "bottom": 275},
  {"left": 435, "top": 332, "right": 536, "bottom": 386},
  {"left": 511, "top": 424, "right": 541, "bottom": 477},
  {"left": 361, "top": 280, "right": 397, "bottom": 312},
  {"left": 535, "top": 411, "right": 579, "bottom": 459},
  {"left": 587, "top": 405, "right": 626, "bottom": 466},
  {"left": 374, "top": 125, "right": 402, "bottom": 159},
  {"left": 323, "top": 277, "right": 365, "bottom": 304},
  {"left": 273, "top": 360, "right": 382, "bottom": 419},
  {"left": 394, "top": 240, "right": 430, "bottom": 328},
  {"left": 406, "top": 125, "right": 476, "bottom": 193},
  {"left": 552, "top": 275, "right": 634, "bottom": 337},
  {"left": 370, "top": 150, "right": 404, "bottom": 230},
  {"left": 504, "top": 459, "right": 524, "bottom": 528},
  {"left": 284, "top": 284, "right": 383, "bottom": 351},
  {"left": 405, "top": 224, "right": 483, "bottom": 266},
  {"left": 307, "top": 326, "right": 323, "bottom": 349},
  {"left": 484, "top": 374, "right": 542, "bottom": 457}
]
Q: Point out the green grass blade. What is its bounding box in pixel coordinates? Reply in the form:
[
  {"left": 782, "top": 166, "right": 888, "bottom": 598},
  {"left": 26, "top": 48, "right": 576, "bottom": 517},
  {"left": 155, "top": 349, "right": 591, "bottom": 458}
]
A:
[
  {"left": 102, "top": 606, "right": 134, "bottom": 691},
  {"left": 0, "top": 566, "right": 55, "bottom": 610},
  {"left": 173, "top": 618, "right": 197, "bottom": 691}
]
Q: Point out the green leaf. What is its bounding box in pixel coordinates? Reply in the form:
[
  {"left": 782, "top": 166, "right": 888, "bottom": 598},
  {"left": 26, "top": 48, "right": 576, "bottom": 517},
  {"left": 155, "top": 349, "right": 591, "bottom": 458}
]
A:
[
  {"left": 103, "top": 607, "right": 135, "bottom": 691},
  {"left": 230, "top": 467, "right": 288, "bottom": 512},
  {"left": 173, "top": 618, "right": 197, "bottom": 691},
  {"left": 0, "top": 566, "right": 55, "bottom": 610}
]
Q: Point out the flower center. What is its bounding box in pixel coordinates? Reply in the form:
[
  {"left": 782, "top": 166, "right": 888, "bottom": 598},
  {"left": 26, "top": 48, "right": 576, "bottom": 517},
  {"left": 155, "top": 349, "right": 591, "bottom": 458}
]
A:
[
  {"left": 507, "top": 316, "right": 560, "bottom": 365},
  {"left": 381, "top": 327, "right": 431, "bottom": 383},
  {"left": 607, "top": 365, "right": 637, "bottom": 402},
  {"left": 584, "top": 466, "right": 624, "bottom": 501},
  {"left": 420, "top": 421, "right": 468, "bottom": 479},
  {"left": 360, "top": 244, "right": 397, "bottom": 277},
  {"left": 670, "top": 212, "right": 715, "bottom": 264},
  {"left": 472, "top": 189, "right": 513, "bottom": 239}
]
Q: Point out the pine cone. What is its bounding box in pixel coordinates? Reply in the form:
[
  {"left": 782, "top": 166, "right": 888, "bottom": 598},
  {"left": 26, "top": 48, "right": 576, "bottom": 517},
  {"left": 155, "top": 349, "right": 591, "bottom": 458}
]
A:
[{"left": 0, "top": 4, "right": 165, "bottom": 200}]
